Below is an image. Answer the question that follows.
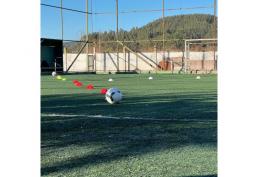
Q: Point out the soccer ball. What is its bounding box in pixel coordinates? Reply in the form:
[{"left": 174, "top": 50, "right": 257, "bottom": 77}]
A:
[
  {"left": 108, "top": 78, "right": 113, "bottom": 82},
  {"left": 148, "top": 76, "right": 153, "bottom": 80},
  {"left": 52, "top": 71, "right": 57, "bottom": 77},
  {"left": 105, "top": 88, "right": 122, "bottom": 104}
]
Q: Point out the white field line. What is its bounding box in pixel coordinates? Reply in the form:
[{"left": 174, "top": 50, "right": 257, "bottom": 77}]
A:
[
  {"left": 41, "top": 113, "right": 216, "bottom": 122},
  {"left": 89, "top": 115, "right": 173, "bottom": 121},
  {"left": 41, "top": 113, "right": 82, "bottom": 117}
]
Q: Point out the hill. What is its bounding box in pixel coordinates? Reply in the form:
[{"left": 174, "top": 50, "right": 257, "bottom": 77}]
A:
[{"left": 65, "top": 14, "right": 217, "bottom": 52}]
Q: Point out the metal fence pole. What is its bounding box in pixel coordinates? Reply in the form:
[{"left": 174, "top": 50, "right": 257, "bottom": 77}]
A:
[
  {"left": 213, "top": 0, "right": 217, "bottom": 70},
  {"left": 116, "top": 0, "right": 119, "bottom": 72},
  {"left": 162, "top": 0, "right": 165, "bottom": 68},
  {"left": 86, "top": 0, "right": 89, "bottom": 71}
]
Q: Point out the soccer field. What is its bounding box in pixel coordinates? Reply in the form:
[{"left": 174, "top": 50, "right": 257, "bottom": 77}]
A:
[{"left": 41, "top": 74, "right": 217, "bottom": 177}]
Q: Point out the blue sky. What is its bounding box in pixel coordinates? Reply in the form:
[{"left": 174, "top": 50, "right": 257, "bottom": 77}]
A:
[{"left": 41, "top": 0, "right": 215, "bottom": 40}]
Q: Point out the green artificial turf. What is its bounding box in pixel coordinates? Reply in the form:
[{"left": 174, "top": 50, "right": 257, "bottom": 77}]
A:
[{"left": 41, "top": 74, "right": 217, "bottom": 177}]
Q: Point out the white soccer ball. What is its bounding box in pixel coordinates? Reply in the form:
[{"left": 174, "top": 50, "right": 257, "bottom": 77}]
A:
[
  {"left": 52, "top": 71, "right": 57, "bottom": 77},
  {"left": 105, "top": 88, "right": 122, "bottom": 104},
  {"left": 108, "top": 78, "right": 113, "bottom": 82},
  {"left": 148, "top": 76, "right": 153, "bottom": 80},
  {"left": 196, "top": 76, "right": 201, "bottom": 80}
]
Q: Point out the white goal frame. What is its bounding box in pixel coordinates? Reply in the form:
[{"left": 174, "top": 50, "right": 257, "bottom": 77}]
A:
[{"left": 184, "top": 38, "right": 217, "bottom": 73}]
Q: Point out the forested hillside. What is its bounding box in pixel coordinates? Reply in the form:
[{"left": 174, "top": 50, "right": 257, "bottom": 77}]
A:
[{"left": 65, "top": 14, "right": 217, "bottom": 52}]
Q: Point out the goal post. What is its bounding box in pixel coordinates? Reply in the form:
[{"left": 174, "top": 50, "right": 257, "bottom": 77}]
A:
[{"left": 184, "top": 38, "right": 217, "bottom": 74}]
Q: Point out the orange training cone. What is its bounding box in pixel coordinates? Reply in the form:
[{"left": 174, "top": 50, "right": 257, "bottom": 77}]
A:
[
  {"left": 75, "top": 82, "right": 83, "bottom": 87},
  {"left": 100, "top": 88, "right": 107, "bottom": 94},
  {"left": 86, "top": 84, "right": 94, "bottom": 90}
]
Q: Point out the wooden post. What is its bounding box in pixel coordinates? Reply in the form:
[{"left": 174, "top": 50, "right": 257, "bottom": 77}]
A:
[
  {"left": 93, "top": 45, "right": 96, "bottom": 72},
  {"left": 123, "top": 46, "right": 126, "bottom": 72},
  {"left": 117, "top": 41, "right": 156, "bottom": 69},
  {"left": 171, "top": 59, "right": 173, "bottom": 74},
  {"left": 128, "top": 51, "right": 130, "bottom": 71},
  {"left": 64, "top": 47, "right": 67, "bottom": 71},
  {"left": 98, "top": 34, "right": 101, "bottom": 71},
  {"left": 154, "top": 45, "right": 157, "bottom": 73},
  {"left": 104, "top": 52, "right": 106, "bottom": 72},
  {"left": 136, "top": 51, "right": 138, "bottom": 70}
]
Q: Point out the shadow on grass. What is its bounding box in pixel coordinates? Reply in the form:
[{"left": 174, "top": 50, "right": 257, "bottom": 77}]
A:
[
  {"left": 41, "top": 92, "right": 217, "bottom": 176},
  {"left": 182, "top": 175, "right": 217, "bottom": 177}
]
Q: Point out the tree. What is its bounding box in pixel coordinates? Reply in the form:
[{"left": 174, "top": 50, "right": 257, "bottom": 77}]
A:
[{"left": 65, "top": 14, "right": 217, "bottom": 52}]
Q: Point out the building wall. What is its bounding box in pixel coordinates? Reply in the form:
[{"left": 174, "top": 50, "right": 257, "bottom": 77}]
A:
[{"left": 63, "top": 51, "right": 217, "bottom": 72}]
